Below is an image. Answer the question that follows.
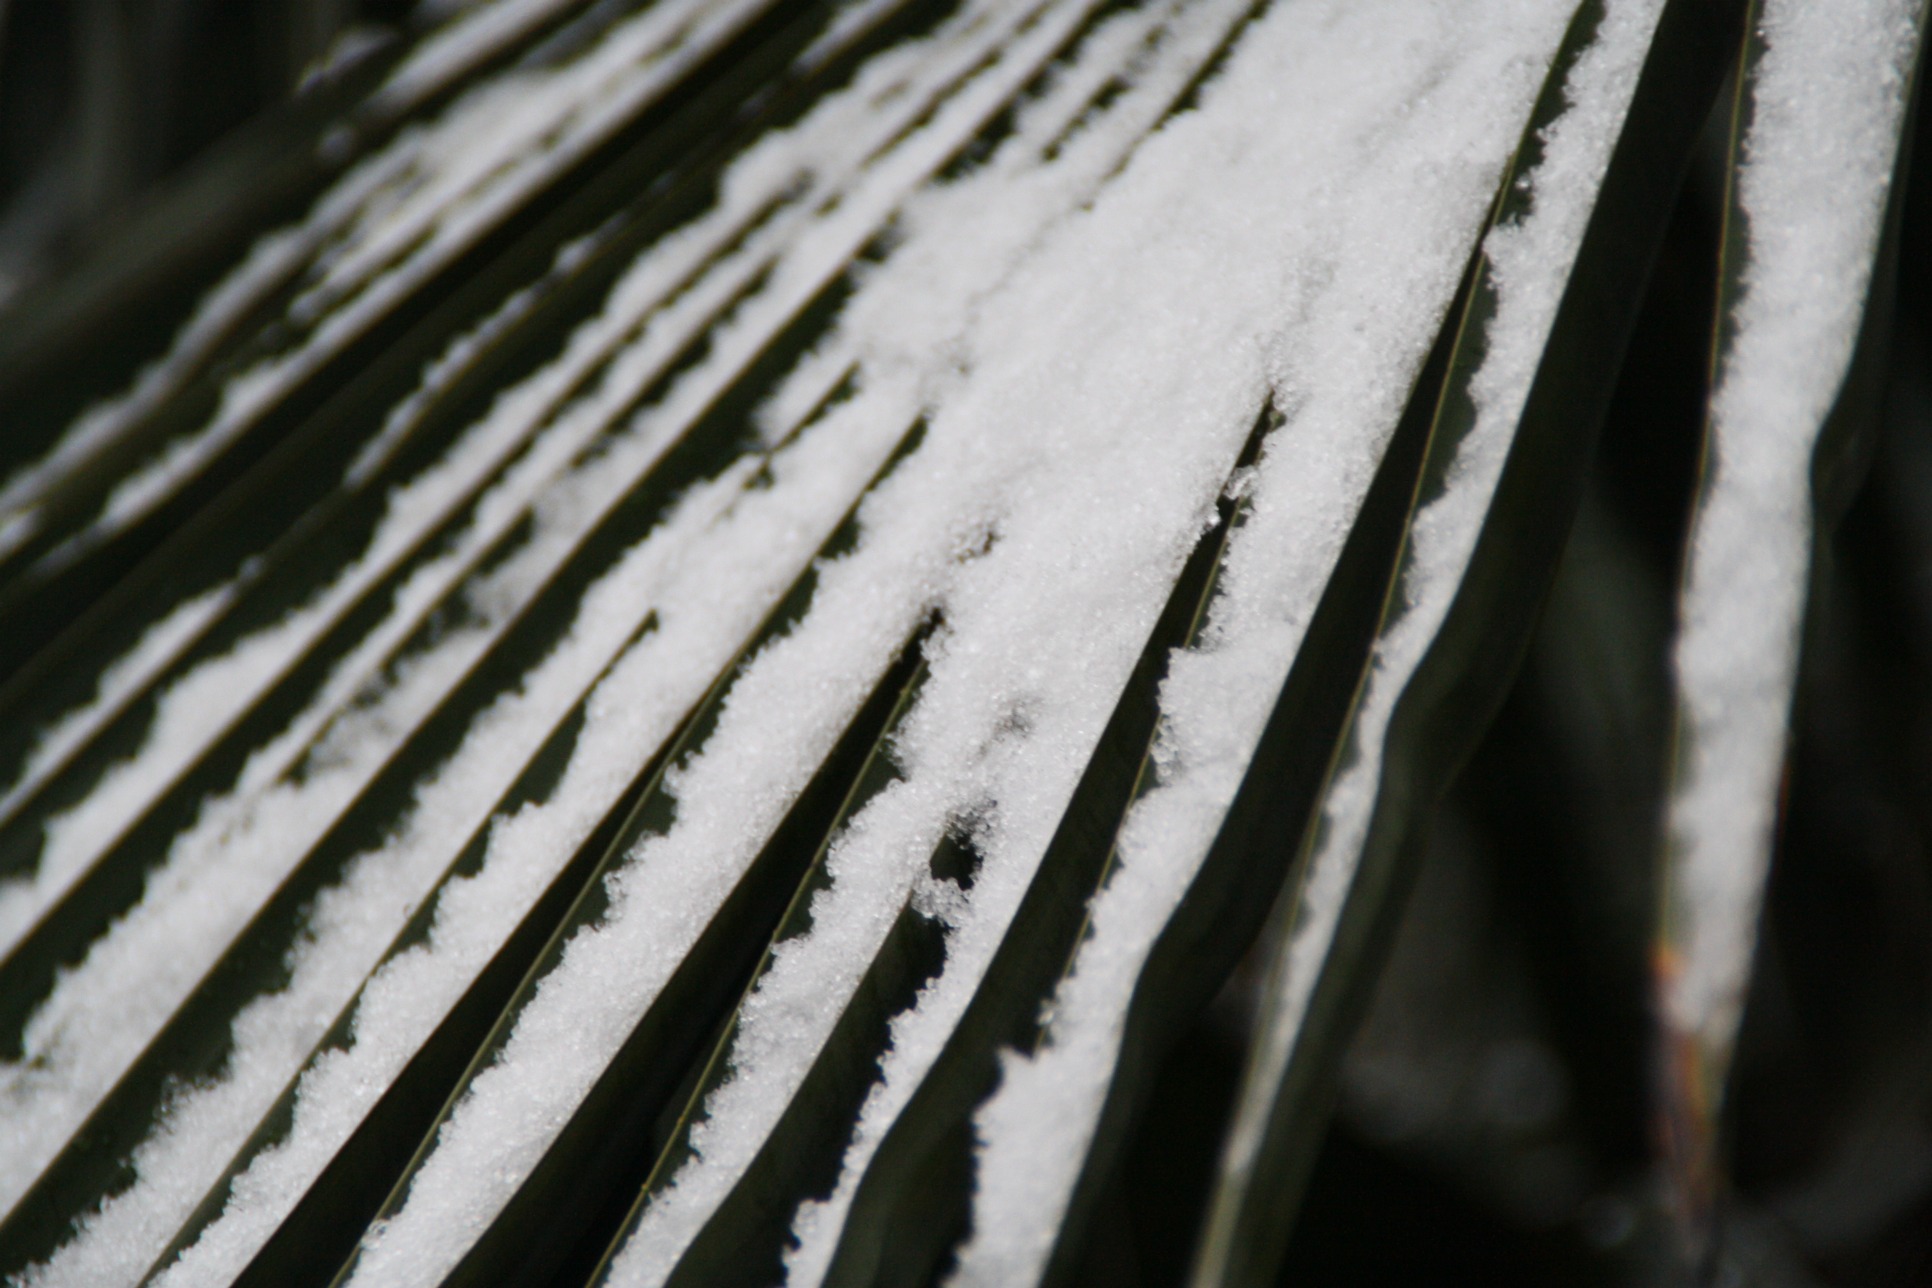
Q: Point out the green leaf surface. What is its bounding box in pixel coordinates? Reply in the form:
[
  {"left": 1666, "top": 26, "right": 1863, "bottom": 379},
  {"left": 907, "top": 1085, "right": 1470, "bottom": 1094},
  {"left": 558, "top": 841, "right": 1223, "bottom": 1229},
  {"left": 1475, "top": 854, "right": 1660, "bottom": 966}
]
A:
[
  {"left": 783, "top": 399, "right": 1270, "bottom": 1288},
  {"left": 1188, "top": 1, "right": 1747, "bottom": 1282},
  {"left": 1652, "top": 0, "right": 1931, "bottom": 1250}
]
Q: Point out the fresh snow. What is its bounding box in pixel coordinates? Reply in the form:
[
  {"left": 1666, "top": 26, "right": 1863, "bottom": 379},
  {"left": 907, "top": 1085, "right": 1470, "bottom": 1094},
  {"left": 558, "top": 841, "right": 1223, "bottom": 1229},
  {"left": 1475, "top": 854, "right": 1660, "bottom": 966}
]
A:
[
  {"left": 0, "top": 229, "right": 310, "bottom": 564},
  {"left": 372, "top": 0, "right": 591, "bottom": 115},
  {"left": 1173, "top": 5, "right": 1674, "bottom": 1278},
  {"left": 2, "top": 0, "right": 1032, "bottom": 1198},
  {"left": 1662, "top": 0, "right": 1922, "bottom": 1075},
  {"left": 11, "top": 0, "right": 1122, "bottom": 1276},
  {"left": 947, "top": 0, "right": 1664, "bottom": 1281},
  {"left": 25, "top": 412, "right": 845, "bottom": 1288},
  {"left": 0, "top": 0, "right": 582, "bottom": 564},
  {"left": 11, "top": 0, "right": 778, "bottom": 575},
  {"left": 6, "top": 0, "right": 1916, "bottom": 1282},
  {"left": 327, "top": 0, "right": 1588, "bottom": 1282}
]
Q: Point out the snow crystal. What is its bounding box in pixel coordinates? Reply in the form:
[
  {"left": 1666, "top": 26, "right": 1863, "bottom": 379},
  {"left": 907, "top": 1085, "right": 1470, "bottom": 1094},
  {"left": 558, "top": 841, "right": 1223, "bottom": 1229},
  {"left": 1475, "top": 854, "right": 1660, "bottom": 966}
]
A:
[
  {"left": 1664, "top": 0, "right": 1920, "bottom": 1060},
  {"left": 36, "top": 0, "right": 773, "bottom": 569},
  {"left": 16, "top": 1, "right": 1882, "bottom": 1285},
  {"left": 948, "top": 0, "right": 1651, "bottom": 1281},
  {"left": 14, "top": 0, "right": 1094, "bottom": 1273}
]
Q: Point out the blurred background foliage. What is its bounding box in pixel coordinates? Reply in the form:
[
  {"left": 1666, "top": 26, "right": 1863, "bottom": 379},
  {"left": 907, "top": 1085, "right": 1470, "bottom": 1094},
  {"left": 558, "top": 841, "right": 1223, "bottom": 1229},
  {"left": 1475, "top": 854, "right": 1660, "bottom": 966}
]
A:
[
  {"left": 0, "top": 0, "right": 411, "bottom": 303},
  {"left": 0, "top": 2, "right": 1928, "bottom": 1285}
]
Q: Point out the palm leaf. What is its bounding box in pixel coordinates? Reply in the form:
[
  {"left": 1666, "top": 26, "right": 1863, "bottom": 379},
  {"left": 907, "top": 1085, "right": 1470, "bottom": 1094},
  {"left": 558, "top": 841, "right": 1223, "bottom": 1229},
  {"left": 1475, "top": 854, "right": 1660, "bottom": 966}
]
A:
[
  {"left": 1654, "top": 0, "right": 1929, "bottom": 1257},
  {"left": 0, "top": 0, "right": 1925, "bottom": 1284},
  {"left": 1185, "top": 3, "right": 1746, "bottom": 1281}
]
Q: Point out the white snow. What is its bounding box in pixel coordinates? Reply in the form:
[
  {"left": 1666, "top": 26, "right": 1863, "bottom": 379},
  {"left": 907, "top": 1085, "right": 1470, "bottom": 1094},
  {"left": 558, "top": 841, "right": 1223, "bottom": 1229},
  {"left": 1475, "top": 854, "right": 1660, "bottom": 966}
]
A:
[
  {"left": 325, "top": 0, "right": 1614, "bottom": 1281},
  {"left": 137, "top": 399, "right": 895, "bottom": 1288},
  {"left": 0, "top": 0, "right": 606, "bottom": 568},
  {"left": 23, "top": 426, "right": 810, "bottom": 1286},
  {"left": 22, "top": 0, "right": 782, "bottom": 574},
  {"left": 0, "top": 0, "right": 1007, "bottom": 1069},
  {"left": 1663, "top": 0, "right": 1921, "bottom": 1067},
  {"left": 0, "top": 229, "right": 310, "bottom": 565},
  {"left": 1171, "top": 5, "right": 1668, "bottom": 1280},
  {"left": 0, "top": 0, "right": 804, "bottom": 872},
  {"left": 0, "top": 584, "right": 234, "bottom": 904},
  {"left": 0, "top": 228, "right": 788, "bottom": 1220},
  {"left": 948, "top": 0, "right": 1659, "bottom": 1281},
  {"left": 779, "top": 0, "right": 1263, "bottom": 1275},
  {"left": 16, "top": 0, "right": 1911, "bottom": 1282},
  {"left": 373, "top": 0, "right": 591, "bottom": 115},
  {"left": 10, "top": 0, "right": 1101, "bottom": 1274}
]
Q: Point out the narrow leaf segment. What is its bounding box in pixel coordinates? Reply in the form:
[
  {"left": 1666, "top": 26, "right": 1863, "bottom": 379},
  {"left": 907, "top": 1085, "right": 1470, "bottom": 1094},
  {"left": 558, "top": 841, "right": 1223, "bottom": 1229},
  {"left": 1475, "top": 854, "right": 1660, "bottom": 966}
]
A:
[{"left": 1657, "top": 0, "right": 1928, "bottom": 1246}]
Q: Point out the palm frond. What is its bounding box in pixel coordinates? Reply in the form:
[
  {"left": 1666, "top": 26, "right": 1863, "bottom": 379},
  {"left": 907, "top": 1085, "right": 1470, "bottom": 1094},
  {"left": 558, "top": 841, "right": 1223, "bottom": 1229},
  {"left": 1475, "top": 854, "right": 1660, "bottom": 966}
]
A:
[{"left": 0, "top": 1, "right": 1925, "bottom": 1285}]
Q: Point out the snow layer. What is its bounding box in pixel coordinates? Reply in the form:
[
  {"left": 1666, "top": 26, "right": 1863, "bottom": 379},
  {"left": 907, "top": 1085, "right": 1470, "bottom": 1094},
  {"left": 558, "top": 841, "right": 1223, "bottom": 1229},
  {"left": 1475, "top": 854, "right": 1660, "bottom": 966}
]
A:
[
  {"left": 0, "top": 0, "right": 992, "bottom": 1184},
  {"left": 331, "top": 4, "right": 1185, "bottom": 1283},
  {"left": 0, "top": 0, "right": 804, "bottom": 917},
  {"left": 1170, "top": 9, "right": 1671, "bottom": 1272},
  {"left": 23, "top": 397, "right": 903, "bottom": 1287},
  {"left": 624, "top": 6, "right": 1281, "bottom": 1280},
  {"left": 0, "top": 584, "right": 233, "bottom": 909},
  {"left": 12, "top": 0, "right": 1094, "bottom": 1276},
  {"left": 1663, "top": 0, "right": 1921, "bottom": 1061},
  {"left": 946, "top": 0, "right": 1662, "bottom": 1282},
  {"left": 16, "top": 0, "right": 775, "bottom": 575},
  {"left": 0, "top": 207, "right": 788, "bottom": 1220},
  {"left": 0, "top": 231, "right": 587, "bottom": 958},
  {"left": 14, "top": 0, "right": 1861, "bottom": 1284},
  {"left": 373, "top": 0, "right": 589, "bottom": 114},
  {"left": 330, "top": 0, "right": 1615, "bottom": 1281},
  {"left": 0, "top": 229, "right": 309, "bottom": 564},
  {"left": 0, "top": 0, "right": 598, "bottom": 564},
  {"left": 774, "top": 0, "right": 1267, "bottom": 1275}
]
